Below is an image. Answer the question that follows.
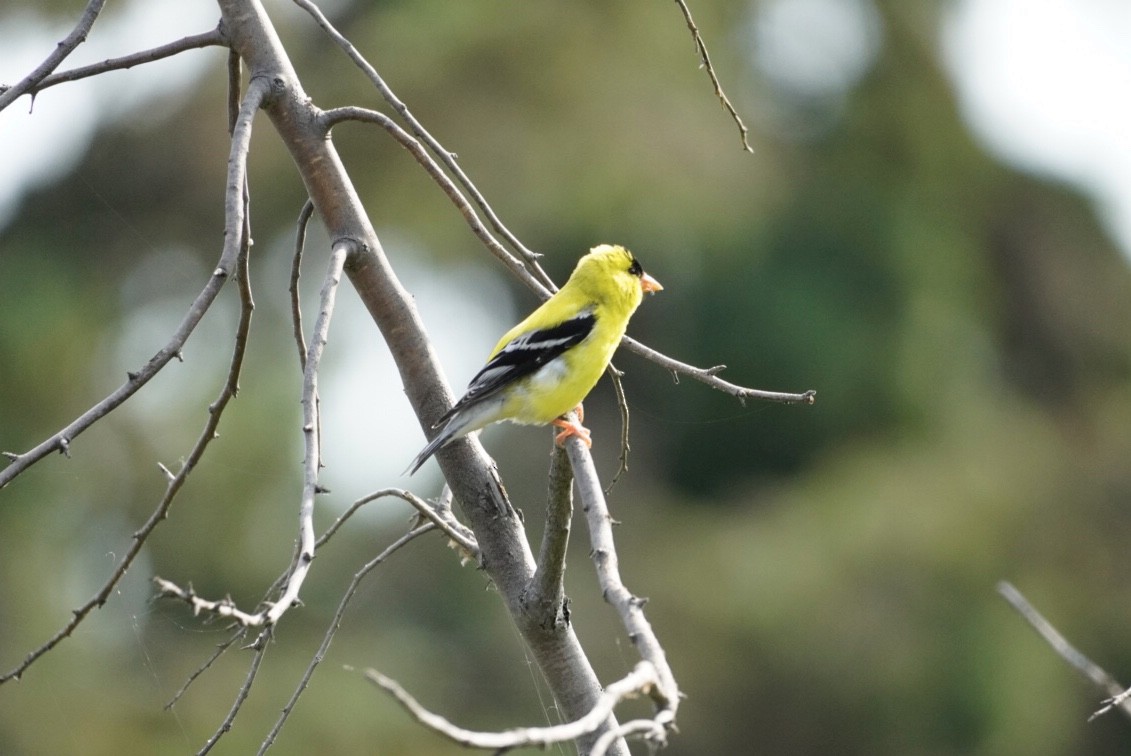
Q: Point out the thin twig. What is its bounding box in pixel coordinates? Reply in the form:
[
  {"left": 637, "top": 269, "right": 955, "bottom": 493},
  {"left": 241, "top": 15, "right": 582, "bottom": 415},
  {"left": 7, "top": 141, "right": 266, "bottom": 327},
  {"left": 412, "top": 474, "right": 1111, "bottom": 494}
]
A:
[
  {"left": 290, "top": 200, "right": 316, "bottom": 371},
  {"left": 622, "top": 335, "right": 816, "bottom": 405},
  {"left": 997, "top": 581, "right": 1131, "bottom": 721},
  {"left": 565, "top": 433, "right": 679, "bottom": 742},
  {"left": 156, "top": 486, "right": 477, "bottom": 628},
  {"left": 0, "top": 77, "right": 269, "bottom": 684},
  {"left": 291, "top": 0, "right": 554, "bottom": 289},
  {"left": 1, "top": 28, "right": 225, "bottom": 99},
  {"left": 592, "top": 717, "right": 669, "bottom": 756},
  {"left": 672, "top": 0, "right": 753, "bottom": 153},
  {"left": 257, "top": 524, "right": 434, "bottom": 754},
  {"left": 0, "top": 0, "right": 107, "bottom": 112},
  {"left": 164, "top": 630, "right": 247, "bottom": 710},
  {"left": 153, "top": 579, "right": 263, "bottom": 626},
  {"left": 364, "top": 661, "right": 660, "bottom": 752},
  {"left": 265, "top": 241, "right": 351, "bottom": 626},
  {"left": 605, "top": 363, "right": 631, "bottom": 494},
  {"left": 529, "top": 443, "right": 574, "bottom": 617},
  {"left": 320, "top": 106, "right": 549, "bottom": 295},
  {"left": 198, "top": 631, "right": 271, "bottom": 755}
]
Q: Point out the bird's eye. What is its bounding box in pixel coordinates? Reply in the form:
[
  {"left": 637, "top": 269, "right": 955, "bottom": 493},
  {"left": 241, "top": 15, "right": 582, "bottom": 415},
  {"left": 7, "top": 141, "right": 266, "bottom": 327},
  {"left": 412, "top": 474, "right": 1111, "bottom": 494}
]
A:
[{"left": 628, "top": 258, "right": 643, "bottom": 277}]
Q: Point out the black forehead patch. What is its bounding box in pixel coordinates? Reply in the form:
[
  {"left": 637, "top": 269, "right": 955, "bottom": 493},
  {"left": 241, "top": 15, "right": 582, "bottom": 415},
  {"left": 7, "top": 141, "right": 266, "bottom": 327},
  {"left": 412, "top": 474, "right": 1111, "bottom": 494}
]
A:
[{"left": 628, "top": 257, "right": 643, "bottom": 277}]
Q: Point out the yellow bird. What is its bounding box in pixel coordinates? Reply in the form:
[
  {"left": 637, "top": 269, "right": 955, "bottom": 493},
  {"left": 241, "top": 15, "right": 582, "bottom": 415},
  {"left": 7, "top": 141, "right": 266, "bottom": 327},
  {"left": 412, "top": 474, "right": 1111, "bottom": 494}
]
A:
[{"left": 407, "top": 244, "right": 662, "bottom": 475}]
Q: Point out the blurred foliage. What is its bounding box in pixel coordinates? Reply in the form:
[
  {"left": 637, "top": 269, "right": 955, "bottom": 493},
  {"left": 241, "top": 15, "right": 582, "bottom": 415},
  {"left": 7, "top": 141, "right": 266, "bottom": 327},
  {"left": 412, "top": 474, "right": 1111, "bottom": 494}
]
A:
[{"left": 3, "top": 0, "right": 1131, "bottom": 754}]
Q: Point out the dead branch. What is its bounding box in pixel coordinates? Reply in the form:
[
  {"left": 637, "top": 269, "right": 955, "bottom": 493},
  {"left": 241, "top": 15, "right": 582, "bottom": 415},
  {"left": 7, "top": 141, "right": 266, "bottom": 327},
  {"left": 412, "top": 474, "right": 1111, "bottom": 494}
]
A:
[
  {"left": 0, "top": 0, "right": 107, "bottom": 111},
  {"left": 566, "top": 432, "right": 680, "bottom": 737},
  {"left": 258, "top": 524, "right": 434, "bottom": 754},
  {"left": 997, "top": 581, "right": 1131, "bottom": 721},
  {"left": 672, "top": 0, "right": 753, "bottom": 153},
  {"left": 0, "top": 75, "right": 267, "bottom": 684},
  {"left": 2, "top": 27, "right": 225, "bottom": 99},
  {"left": 365, "top": 661, "right": 661, "bottom": 752}
]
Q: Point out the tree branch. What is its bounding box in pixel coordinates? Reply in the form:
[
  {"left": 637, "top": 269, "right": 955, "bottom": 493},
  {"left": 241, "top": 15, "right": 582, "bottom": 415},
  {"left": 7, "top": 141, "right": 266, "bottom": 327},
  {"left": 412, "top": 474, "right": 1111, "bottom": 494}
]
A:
[
  {"left": 671, "top": 0, "right": 753, "bottom": 153},
  {"left": 0, "top": 72, "right": 267, "bottom": 492},
  {"left": 0, "top": 0, "right": 107, "bottom": 111},
  {"left": 622, "top": 335, "right": 816, "bottom": 405},
  {"left": 565, "top": 433, "right": 680, "bottom": 738},
  {"left": 365, "top": 660, "right": 661, "bottom": 752},
  {"left": 292, "top": 0, "right": 554, "bottom": 288},
  {"left": 258, "top": 524, "right": 434, "bottom": 754},
  {"left": 0, "top": 76, "right": 267, "bottom": 684},
  {"left": 289, "top": 199, "right": 316, "bottom": 371},
  {"left": 1, "top": 27, "right": 226, "bottom": 99},
  {"left": 265, "top": 241, "right": 349, "bottom": 625},
  {"left": 528, "top": 443, "right": 574, "bottom": 623},
  {"left": 997, "top": 581, "right": 1131, "bottom": 721}
]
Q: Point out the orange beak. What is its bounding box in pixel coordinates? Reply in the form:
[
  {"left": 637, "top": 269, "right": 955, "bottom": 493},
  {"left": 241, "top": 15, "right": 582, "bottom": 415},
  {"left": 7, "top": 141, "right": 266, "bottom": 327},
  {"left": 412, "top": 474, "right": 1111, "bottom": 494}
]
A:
[{"left": 640, "top": 272, "right": 663, "bottom": 294}]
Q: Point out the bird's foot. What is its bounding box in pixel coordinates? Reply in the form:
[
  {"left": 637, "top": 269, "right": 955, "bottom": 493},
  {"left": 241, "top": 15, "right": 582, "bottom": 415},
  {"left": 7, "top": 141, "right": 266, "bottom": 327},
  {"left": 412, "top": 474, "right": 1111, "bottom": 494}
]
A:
[{"left": 552, "top": 415, "right": 592, "bottom": 448}]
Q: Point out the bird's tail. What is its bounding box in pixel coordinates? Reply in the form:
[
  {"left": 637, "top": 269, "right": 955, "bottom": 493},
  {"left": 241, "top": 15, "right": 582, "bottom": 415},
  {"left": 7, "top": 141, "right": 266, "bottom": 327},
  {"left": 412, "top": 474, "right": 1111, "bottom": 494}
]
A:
[{"left": 404, "top": 416, "right": 465, "bottom": 476}]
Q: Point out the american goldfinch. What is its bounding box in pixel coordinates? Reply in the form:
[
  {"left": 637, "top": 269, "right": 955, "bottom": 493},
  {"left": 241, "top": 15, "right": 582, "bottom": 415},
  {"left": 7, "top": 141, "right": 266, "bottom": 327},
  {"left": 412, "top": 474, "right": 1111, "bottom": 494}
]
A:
[{"left": 407, "top": 244, "right": 662, "bottom": 475}]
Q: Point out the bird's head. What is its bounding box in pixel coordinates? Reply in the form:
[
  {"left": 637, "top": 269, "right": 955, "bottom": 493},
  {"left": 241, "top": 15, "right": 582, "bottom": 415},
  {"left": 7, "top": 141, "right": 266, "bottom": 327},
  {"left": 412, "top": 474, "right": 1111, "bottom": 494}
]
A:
[{"left": 568, "top": 244, "right": 663, "bottom": 310}]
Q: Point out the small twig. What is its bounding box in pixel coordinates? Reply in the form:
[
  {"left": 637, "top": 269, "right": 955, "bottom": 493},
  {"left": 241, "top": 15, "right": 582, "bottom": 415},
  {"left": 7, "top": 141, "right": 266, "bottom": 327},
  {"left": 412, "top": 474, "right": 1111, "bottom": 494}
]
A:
[
  {"left": 1, "top": 27, "right": 225, "bottom": 100},
  {"left": 0, "top": 77, "right": 269, "bottom": 684},
  {"left": 153, "top": 579, "right": 263, "bottom": 626},
  {"left": 591, "top": 717, "right": 669, "bottom": 756},
  {"left": 671, "top": 0, "right": 753, "bottom": 153},
  {"left": 529, "top": 443, "right": 574, "bottom": 616},
  {"left": 605, "top": 363, "right": 631, "bottom": 494},
  {"left": 257, "top": 524, "right": 434, "bottom": 754},
  {"left": 265, "top": 241, "right": 350, "bottom": 626},
  {"left": 0, "top": 0, "right": 107, "bottom": 112},
  {"left": 320, "top": 107, "right": 548, "bottom": 296},
  {"left": 290, "top": 200, "right": 316, "bottom": 371},
  {"left": 622, "top": 335, "right": 815, "bottom": 406},
  {"left": 164, "top": 630, "right": 246, "bottom": 710},
  {"left": 997, "top": 581, "right": 1131, "bottom": 721},
  {"left": 292, "top": 0, "right": 554, "bottom": 289},
  {"left": 198, "top": 631, "right": 271, "bottom": 755},
  {"left": 565, "top": 435, "right": 679, "bottom": 738},
  {"left": 364, "top": 661, "right": 661, "bottom": 752}
]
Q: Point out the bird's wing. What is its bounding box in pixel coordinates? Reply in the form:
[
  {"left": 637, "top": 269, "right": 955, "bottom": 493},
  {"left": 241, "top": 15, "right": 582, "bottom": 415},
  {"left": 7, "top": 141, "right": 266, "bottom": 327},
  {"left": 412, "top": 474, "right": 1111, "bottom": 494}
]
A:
[{"left": 434, "top": 308, "right": 596, "bottom": 427}]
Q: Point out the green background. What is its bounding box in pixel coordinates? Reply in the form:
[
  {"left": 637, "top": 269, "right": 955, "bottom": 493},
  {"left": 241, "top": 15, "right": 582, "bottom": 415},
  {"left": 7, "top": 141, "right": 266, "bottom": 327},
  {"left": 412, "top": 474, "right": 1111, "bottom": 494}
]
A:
[{"left": 3, "top": 1, "right": 1131, "bottom": 753}]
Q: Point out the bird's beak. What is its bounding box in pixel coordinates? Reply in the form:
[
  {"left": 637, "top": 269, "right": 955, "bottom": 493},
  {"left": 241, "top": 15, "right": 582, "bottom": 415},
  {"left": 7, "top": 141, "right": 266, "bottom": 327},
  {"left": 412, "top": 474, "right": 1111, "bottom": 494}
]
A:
[{"left": 640, "top": 273, "right": 663, "bottom": 294}]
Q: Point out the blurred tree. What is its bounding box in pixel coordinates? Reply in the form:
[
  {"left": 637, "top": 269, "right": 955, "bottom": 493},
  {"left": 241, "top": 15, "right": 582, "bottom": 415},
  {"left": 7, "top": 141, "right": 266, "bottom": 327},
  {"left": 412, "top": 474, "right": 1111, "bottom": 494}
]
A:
[{"left": 5, "top": 0, "right": 1131, "bottom": 755}]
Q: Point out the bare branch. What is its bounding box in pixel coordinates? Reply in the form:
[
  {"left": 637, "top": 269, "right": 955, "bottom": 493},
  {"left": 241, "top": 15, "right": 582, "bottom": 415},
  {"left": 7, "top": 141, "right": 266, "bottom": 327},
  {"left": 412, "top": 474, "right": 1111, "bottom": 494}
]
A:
[
  {"left": 565, "top": 433, "right": 680, "bottom": 732},
  {"left": 671, "top": 0, "right": 753, "bottom": 153},
  {"left": 529, "top": 443, "right": 574, "bottom": 614},
  {"left": 292, "top": 0, "right": 554, "bottom": 288},
  {"left": 321, "top": 106, "right": 548, "bottom": 295},
  {"left": 622, "top": 335, "right": 816, "bottom": 405},
  {"left": 258, "top": 524, "right": 434, "bottom": 754},
  {"left": 290, "top": 200, "right": 316, "bottom": 371},
  {"left": 2, "top": 28, "right": 226, "bottom": 98},
  {"left": 164, "top": 631, "right": 247, "bottom": 710},
  {"left": 605, "top": 363, "right": 632, "bottom": 494},
  {"left": 198, "top": 630, "right": 271, "bottom": 755},
  {"left": 365, "top": 660, "right": 661, "bottom": 752},
  {"left": 0, "top": 77, "right": 268, "bottom": 684},
  {"left": 265, "top": 241, "right": 350, "bottom": 626},
  {"left": 0, "top": 74, "right": 269, "bottom": 492},
  {"left": 153, "top": 579, "right": 263, "bottom": 626},
  {"left": 997, "top": 581, "right": 1131, "bottom": 721},
  {"left": 0, "top": 0, "right": 107, "bottom": 112}
]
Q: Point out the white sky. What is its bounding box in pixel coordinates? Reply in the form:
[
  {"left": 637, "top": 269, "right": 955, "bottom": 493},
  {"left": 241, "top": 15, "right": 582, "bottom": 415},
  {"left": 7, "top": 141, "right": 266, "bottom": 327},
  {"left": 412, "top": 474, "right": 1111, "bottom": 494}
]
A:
[{"left": 942, "top": 0, "right": 1131, "bottom": 254}]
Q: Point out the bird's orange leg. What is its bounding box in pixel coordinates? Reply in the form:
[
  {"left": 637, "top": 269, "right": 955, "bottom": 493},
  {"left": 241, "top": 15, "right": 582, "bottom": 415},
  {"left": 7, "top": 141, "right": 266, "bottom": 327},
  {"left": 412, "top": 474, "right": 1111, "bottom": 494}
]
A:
[{"left": 552, "top": 406, "right": 591, "bottom": 448}]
